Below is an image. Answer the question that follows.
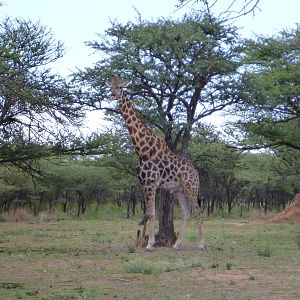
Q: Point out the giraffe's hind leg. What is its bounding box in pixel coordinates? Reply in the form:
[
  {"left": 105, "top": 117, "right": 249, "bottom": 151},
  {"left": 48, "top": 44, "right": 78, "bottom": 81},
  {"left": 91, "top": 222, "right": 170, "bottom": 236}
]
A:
[
  {"left": 182, "top": 182, "right": 205, "bottom": 250},
  {"left": 173, "top": 191, "right": 190, "bottom": 249},
  {"left": 143, "top": 184, "right": 156, "bottom": 251},
  {"left": 191, "top": 198, "right": 205, "bottom": 250}
]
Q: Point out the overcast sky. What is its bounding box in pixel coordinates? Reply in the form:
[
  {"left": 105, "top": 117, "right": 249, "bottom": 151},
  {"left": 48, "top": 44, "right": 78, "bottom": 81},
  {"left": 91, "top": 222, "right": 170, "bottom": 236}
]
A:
[
  {"left": 0, "top": 0, "right": 299, "bottom": 131},
  {"left": 1, "top": 0, "right": 299, "bottom": 76}
]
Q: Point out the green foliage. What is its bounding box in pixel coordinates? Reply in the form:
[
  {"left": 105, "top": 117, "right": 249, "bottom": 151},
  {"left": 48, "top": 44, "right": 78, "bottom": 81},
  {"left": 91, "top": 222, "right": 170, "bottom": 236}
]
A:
[
  {"left": 75, "top": 13, "right": 244, "bottom": 153},
  {"left": 232, "top": 25, "right": 300, "bottom": 151},
  {"left": 0, "top": 17, "right": 85, "bottom": 174},
  {"left": 0, "top": 16, "right": 298, "bottom": 220},
  {"left": 190, "top": 124, "right": 247, "bottom": 214},
  {"left": 238, "top": 152, "right": 298, "bottom": 194},
  {"left": 189, "top": 123, "right": 298, "bottom": 215}
]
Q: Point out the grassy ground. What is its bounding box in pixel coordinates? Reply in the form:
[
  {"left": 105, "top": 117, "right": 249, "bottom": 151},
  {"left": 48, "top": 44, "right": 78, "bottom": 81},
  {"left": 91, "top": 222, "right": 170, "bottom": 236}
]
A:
[{"left": 0, "top": 210, "right": 299, "bottom": 299}]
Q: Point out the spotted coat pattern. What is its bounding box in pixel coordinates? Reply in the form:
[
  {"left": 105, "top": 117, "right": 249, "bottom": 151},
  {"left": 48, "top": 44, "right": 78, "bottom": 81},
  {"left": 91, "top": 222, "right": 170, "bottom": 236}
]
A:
[{"left": 107, "top": 75, "right": 204, "bottom": 250}]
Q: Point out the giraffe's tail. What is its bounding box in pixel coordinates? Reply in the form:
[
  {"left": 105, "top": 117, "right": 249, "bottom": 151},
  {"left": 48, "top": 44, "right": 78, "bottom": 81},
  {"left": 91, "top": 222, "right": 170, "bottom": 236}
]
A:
[{"left": 138, "top": 214, "right": 149, "bottom": 225}]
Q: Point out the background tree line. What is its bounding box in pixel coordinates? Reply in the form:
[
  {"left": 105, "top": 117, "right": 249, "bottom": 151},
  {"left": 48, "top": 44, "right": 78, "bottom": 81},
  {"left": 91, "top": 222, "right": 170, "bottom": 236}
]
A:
[
  {"left": 0, "top": 1, "right": 299, "bottom": 229},
  {"left": 1, "top": 127, "right": 298, "bottom": 218}
]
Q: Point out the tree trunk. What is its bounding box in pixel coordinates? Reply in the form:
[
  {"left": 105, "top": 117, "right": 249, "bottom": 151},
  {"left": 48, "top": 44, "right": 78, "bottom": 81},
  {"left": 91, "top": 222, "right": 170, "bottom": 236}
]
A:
[
  {"left": 155, "top": 190, "right": 176, "bottom": 247},
  {"left": 155, "top": 127, "right": 193, "bottom": 247},
  {"left": 126, "top": 195, "right": 130, "bottom": 219},
  {"left": 207, "top": 197, "right": 211, "bottom": 216}
]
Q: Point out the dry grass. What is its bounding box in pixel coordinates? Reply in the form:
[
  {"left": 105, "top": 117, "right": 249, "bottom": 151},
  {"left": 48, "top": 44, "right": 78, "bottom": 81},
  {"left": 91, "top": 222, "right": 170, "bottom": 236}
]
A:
[{"left": 0, "top": 208, "right": 32, "bottom": 222}]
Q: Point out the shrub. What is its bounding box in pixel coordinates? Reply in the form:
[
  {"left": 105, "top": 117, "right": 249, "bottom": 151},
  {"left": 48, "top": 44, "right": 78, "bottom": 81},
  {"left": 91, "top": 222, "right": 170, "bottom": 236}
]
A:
[{"left": 0, "top": 214, "right": 8, "bottom": 222}]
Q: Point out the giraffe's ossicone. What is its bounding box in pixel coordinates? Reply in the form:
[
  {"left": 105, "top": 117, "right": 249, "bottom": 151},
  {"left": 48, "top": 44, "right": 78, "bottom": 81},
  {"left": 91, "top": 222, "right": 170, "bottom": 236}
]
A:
[{"left": 106, "top": 75, "right": 204, "bottom": 250}]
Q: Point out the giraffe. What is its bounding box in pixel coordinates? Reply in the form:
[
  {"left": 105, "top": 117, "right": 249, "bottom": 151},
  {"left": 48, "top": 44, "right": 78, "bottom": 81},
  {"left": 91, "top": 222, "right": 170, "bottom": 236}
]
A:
[{"left": 106, "top": 75, "right": 204, "bottom": 250}]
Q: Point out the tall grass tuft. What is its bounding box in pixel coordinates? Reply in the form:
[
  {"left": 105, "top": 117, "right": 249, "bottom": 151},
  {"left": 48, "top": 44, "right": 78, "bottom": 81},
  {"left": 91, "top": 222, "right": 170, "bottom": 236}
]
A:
[
  {"left": 296, "top": 235, "right": 300, "bottom": 249},
  {"left": 257, "top": 245, "right": 272, "bottom": 257},
  {"left": 92, "top": 231, "right": 113, "bottom": 244},
  {"left": 226, "top": 262, "right": 233, "bottom": 270},
  {"left": 164, "top": 257, "right": 202, "bottom": 272},
  {"left": 33, "top": 230, "right": 49, "bottom": 239},
  {"left": 125, "top": 257, "right": 160, "bottom": 275}
]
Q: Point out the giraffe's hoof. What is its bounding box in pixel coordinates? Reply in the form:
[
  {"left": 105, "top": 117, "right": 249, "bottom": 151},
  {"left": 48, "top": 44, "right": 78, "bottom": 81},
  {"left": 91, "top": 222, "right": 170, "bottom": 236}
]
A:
[
  {"left": 146, "top": 245, "right": 154, "bottom": 251},
  {"left": 172, "top": 244, "right": 181, "bottom": 250},
  {"left": 198, "top": 243, "right": 205, "bottom": 251}
]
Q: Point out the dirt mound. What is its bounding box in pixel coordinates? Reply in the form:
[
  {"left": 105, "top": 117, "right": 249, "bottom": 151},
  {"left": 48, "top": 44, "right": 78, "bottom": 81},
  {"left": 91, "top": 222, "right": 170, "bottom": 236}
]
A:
[{"left": 270, "top": 193, "right": 300, "bottom": 223}]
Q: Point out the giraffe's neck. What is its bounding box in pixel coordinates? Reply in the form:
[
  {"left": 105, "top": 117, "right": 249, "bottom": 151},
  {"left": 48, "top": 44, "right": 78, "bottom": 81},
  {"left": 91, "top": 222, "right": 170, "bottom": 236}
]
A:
[{"left": 119, "top": 92, "right": 170, "bottom": 158}]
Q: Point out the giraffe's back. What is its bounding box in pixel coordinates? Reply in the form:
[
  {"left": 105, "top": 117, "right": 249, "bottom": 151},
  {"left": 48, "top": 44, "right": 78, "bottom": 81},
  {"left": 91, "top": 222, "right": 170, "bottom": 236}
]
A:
[{"left": 137, "top": 151, "right": 199, "bottom": 195}]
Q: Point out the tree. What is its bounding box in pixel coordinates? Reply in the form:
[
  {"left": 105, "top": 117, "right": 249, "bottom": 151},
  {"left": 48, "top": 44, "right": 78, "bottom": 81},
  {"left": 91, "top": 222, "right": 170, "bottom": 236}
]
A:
[
  {"left": 74, "top": 13, "right": 245, "bottom": 245},
  {"left": 190, "top": 124, "right": 245, "bottom": 215},
  {"left": 34, "top": 156, "right": 119, "bottom": 216},
  {"left": 0, "top": 166, "right": 35, "bottom": 212},
  {"left": 189, "top": 124, "right": 298, "bottom": 216},
  {"left": 0, "top": 18, "right": 83, "bottom": 174},
  {"left": 176, "top": 0, "right": 261, "bottom": 21},
  {"left": 239, "top": 152, "right": 298, "bottom": 214},
  {"left": 76, "top": 13, "right": 243, "bottom": 153},
  {"left": 91, "top": 131, "right": 142, "bottom": 217},
  {"left": 230, "top": 25, "right": 300, "bottom": 151}
]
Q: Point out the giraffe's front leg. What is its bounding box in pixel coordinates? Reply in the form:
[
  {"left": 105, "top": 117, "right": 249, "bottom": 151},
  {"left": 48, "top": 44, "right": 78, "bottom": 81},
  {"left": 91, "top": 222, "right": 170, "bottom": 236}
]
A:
[
  {"left": 143, "top": 184, "right": 156, "bottom": 251},
  {"left": 146, "top": 215, "right": 155, "bottom": 251},
  {"left": 173, "top": 191, "right": 190, "bottom": 249}
]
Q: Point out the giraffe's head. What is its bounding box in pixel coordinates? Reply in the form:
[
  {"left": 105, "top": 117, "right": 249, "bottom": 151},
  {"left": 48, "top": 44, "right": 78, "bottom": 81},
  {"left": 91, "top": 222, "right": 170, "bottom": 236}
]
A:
[{"left": 106, "top": 75, "right": 130, "bottom": 99}]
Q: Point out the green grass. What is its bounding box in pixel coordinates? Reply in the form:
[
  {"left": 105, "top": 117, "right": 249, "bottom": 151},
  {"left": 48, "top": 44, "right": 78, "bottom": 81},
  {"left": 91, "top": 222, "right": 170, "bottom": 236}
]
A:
[
  {"left": 225, "top": 261, "right": 233, "bottom": 270},
  {"left": 0, "top": 214, "right": 299, "bottom": 299},
  {"left": 125, "top": 257, "right": 161, "bottom": 274},
  {"left": 164, "top": 257, "right": 202, "bottom": 272},
  {"left": 257, "top": 245, "right": 273, "bottom": 257},
  {"left": 296, "top": 235, "right": 300, "bottom": 249},
  {"left": 92, "top": 231, "right": 113, "bottom": 244},
  {"left": 33, "top": 229, "right": 50, "bottom": 239}
]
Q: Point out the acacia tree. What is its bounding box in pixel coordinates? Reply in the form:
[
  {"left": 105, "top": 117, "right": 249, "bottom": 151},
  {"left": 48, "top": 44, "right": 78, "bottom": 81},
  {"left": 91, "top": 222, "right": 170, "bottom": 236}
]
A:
[
  {"left": 75, "top": 13, "right": 245, "bottom": 244},
  {"left": 76, "top": 14, "right": 244, "bottom": 153},
  {"left": 176, "top": 0, "right": 261, "bottom": 21},
  {"left": 189, "top": 124, "right": 245, "bottom": 215},
  {"left": 230, "top": 26, "right": 300, "bottom": 152},
  {"left": 0, "top": 18, "right": 83, "bottom": 174}
]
